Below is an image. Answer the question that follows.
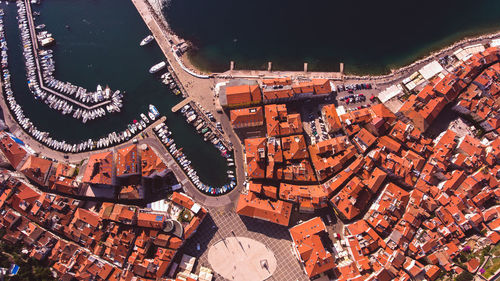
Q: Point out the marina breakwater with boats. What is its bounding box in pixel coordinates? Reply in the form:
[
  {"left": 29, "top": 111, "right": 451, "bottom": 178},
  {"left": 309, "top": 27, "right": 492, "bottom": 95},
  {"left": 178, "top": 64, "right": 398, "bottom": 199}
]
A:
[
  {"left": 0, "top": 1, "right": 166, "bottom": 153},
  {"left": 1, "top": 6, "right": 162, "bottom": 154},
  {"left": 17, "top": 0, "right": 123, "bottom": 123}
]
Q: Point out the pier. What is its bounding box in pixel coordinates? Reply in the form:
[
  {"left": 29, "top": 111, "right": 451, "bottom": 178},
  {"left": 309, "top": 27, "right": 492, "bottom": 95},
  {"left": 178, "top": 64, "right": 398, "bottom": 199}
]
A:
[
  {"left": 167, "top": 65, "right": 189, "bottom": 98},
  {"left": 171, "top": 97, "right": 192, "bottom": 112}
]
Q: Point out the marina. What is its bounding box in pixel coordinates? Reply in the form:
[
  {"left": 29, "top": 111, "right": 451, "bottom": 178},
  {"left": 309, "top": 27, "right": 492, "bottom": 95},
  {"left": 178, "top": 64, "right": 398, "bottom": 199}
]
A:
[
  {"left": 153, "top": 120, "right": 236, "bottom": 196},
  {"left": 0, "top": 0, "right": 230, "bottom": 187},
  {"left": 16, "top": 0, "right": 123, "bottom": 123}
]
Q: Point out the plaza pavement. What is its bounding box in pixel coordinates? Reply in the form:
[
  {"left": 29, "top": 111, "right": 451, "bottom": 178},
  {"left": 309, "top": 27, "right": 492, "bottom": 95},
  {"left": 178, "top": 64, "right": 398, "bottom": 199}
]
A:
[{"left": 181, "top": 210, "right": 309, "bottom": 281}]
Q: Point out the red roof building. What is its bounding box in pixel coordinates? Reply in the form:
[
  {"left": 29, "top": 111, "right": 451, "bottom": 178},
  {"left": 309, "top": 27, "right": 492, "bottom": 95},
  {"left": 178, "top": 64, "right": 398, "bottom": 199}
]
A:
[
  {"left": 224, "top": 83, "right": 262, "bottom": 107},
  {"left": 116, "top": 145, "right": 139, "bottom": 176},
  {"left": 83, "top": 151, "right": 114, "bottom": 185},
  {"left": 321, "top": 104, "right": 342, "bottom": 133},
  {"left": 0, "top": 133, "right": 28, "bottom": 169},
  {"left": 244, "top": 137, "right": 267, "bottom": 179},
  {"left": 289, "top": 217, "right": 335, "bottom": 278},
  {"left": 264, "top": 104, "right": 302, "bottom": 137},
  {"left": 19, "top": 155, "right": 52, "bottom": 186},
  {"left": 230, "top": 106, "right": 264, "bottom": 129},
  {"left": 140, "top": 145, "right": 167, "bottom": 176},
  {"left": 236, "top": 192, "right": 292, "bottom": 226}
]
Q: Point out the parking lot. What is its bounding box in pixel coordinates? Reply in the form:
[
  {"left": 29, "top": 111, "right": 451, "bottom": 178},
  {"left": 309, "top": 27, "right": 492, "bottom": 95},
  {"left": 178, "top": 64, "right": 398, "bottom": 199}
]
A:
[
  {"left": 300, "top": 105, "right": 330, "bottom": 145},
  {"left": 335, "top": 83, "right": 380, "bottom": 111}
]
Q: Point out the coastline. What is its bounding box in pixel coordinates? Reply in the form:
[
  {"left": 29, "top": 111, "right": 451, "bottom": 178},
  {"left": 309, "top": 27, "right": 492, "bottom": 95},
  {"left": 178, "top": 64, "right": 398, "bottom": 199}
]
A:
[
  {"left": 345, "top": 29, "right": 500, "bottom": 80},
  {"left": 158, "top": 1, "right": 500, "bottom": 79}
]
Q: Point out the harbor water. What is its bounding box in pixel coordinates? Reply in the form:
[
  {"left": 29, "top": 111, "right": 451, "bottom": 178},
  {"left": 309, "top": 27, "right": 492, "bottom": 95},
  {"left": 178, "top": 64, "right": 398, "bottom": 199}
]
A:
[
  {"left": 165, "top": 0, "right": 500, "bottom": 74},
  {"left": 2, "top": 0, "right": 229, "bottom": 187}
]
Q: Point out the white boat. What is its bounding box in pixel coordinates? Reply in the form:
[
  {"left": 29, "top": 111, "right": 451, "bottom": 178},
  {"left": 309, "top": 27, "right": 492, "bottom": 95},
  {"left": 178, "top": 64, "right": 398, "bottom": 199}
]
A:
[
  {"left": 140, "top": 35, "right": 154, "bottom": 46},
  {"left": 148, "top": 111, "right": 156, "bottom": 121},
  {"left": 149, "top": 61, "right": 166, "bottom": 74},
  {"left": 149, "top": 104, "right": 159, "bottom": 117},
  {"left": 140, "top": 113, "right": 149, "bottom": 123}
]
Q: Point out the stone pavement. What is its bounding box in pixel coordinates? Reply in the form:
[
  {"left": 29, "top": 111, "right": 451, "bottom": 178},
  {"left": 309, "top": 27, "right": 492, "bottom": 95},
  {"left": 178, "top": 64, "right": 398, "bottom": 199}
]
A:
[
  {"left": 181, "top": 210, "right": 309, "bottom": 281},
  {"left": 208, "top": 236, "right": 277, "bottom": 281}
]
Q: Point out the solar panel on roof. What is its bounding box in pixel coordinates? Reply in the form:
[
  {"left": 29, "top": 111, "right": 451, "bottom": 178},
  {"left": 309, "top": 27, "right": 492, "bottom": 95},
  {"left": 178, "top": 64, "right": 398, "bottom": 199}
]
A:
[{"left": 155, "top": 215, "right": 163, "bottom": 221}]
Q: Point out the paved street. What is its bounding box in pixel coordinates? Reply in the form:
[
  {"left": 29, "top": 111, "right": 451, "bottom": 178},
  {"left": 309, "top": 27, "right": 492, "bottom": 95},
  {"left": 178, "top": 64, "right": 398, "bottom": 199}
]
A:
[{"left": 181, "top": 210, "right": 309, "bottom": 281}]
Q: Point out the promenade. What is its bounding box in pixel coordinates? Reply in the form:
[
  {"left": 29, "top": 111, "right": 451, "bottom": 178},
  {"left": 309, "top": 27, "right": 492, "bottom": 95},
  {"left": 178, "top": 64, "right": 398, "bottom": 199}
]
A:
[{"left": 130, "top": 0, "right": 215, "bottom": 111}]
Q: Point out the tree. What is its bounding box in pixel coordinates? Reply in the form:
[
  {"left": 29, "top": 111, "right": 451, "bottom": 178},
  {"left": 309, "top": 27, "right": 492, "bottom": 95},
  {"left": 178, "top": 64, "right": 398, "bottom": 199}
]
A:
[{"left": 455, "top": 271, "right": 474, "bottom": 281}]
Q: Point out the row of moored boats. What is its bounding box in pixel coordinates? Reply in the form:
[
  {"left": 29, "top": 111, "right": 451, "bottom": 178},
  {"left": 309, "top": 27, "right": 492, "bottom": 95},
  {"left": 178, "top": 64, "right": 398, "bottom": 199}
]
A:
[
  {"left": 180, "top": 103, "right": 230, "bottom": 157},
  {"left": 154, "top": 122, "right": 236, "bottom": 196},
  {"left": 16, "top": 0, "right": 123, "bottom": 123},
  {"left": 1, "top": 9, "right": 159, "bottom": 153}
]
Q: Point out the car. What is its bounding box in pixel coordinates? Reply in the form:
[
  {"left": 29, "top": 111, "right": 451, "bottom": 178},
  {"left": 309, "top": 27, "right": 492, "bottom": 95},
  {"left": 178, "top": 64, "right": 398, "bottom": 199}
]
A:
[
  {"left": 326, "top": 214, "right": 333, "bottom": 224},
  {"left": 196, "top": 243, "right": 200, "bottom": 251},
  {"left": 345, "top": 99, "right": 349, "bottom": 104},
  {"left": 357, "top": 106, "right": 362, "bottom": 110}
]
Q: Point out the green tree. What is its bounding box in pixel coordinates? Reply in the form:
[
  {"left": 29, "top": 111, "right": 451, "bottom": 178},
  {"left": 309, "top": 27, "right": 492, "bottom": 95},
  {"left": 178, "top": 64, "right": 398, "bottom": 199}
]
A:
[{"left": 455, "top": 271, "right": 474, "bottom": 281}]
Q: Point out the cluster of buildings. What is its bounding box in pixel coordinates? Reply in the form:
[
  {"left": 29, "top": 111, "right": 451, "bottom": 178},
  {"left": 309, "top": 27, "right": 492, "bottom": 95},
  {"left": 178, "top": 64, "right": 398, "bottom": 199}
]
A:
[
  {"left": 0, "top": 130, "right": 210, "bottom": 280},
  {"left": 398, "top": 46, "right": 500, "bottom": 133},
  {"left": 234, "top": 45, "right": 500, "bottom": 280},
  {"left": 0, "top": 132, "right": 179, "bottom": 200},
  {"left": 220, "top": 77, "right": 335, "bottom": 109},
  {"left": 0, "top": 165, "right": 207, "bottom": 280}
]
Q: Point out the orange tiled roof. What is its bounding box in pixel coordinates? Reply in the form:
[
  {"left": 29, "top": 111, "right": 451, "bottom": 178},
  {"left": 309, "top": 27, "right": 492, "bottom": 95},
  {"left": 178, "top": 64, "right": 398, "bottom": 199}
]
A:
[
  {"left": 225, "top": 84, "right": 262, "bottom": 106},
  {"left": 236, "top": 192, "right": 292, "bottom": 226},
  {"left": 353, "top": 128, "right": 377, "bottom": 153},
  {"left": 0, "top": 134, "right": 28, "bottom": 169},
  {"left": 262, "top": 77, "right": 292, "bottom": 86},
  {"left": 245, "top": 137, "right": 267, "bottom": 179},
  {"left": 322, "top": 104, "right": 342, "bottom": 133},
  {"left": 264, "top": 104, "right": 302, "bottom": 137},
  {"left": 116, "top": 145, "right": 139, "bottom": 176},
  {"left": 281, "top": 135, "right": 308, "bottom": 160},
  {"left": 289, "top": 217, "right": 335, "bottom": 277},
  {"left": 331, "top": 177, "right": 371, "bottom": 220},
  {"left": 171, "top": 192, "right": 194, "bottom": 210},
  {"left": 83, "top": 151, "right": 114, "bottom": 185},
  {"left": 292, "top": 81, "right": 314, "bottom": 94},
  {"left": 20, "top": 155, "right": 52, "bottom": 186},
  {"left": 230, "top": 106, "right": 264, "bottom": 128},
  {"left": 312, "top": 79, "right": 332, "bottom": 95},
  {"left": 140, "top": 145, "right": 167, "bottom": 176}
]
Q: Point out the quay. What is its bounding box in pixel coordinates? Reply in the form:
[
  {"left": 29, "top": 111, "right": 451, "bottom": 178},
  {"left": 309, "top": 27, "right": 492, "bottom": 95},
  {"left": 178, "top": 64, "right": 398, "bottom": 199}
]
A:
[
  {"left": 172, "top": 97, "right": 232, "bottom": 150},
  {"left": 23, "top": 0, "right": 113, "bottom": 111},
  {"left": 188, "top": 101, "right": 232, "bottom": 150},
  {"left": 148, "top": 131, "right": 237, "bottom": 209},
  {"left": 167, "top": 65, "right": 189, "bottom": 98},
  {"left": 216, "top": 64, "right": 344, "bottom": 81},
  {"left": 171, "top": 97, "right": 192, "bottom": 112}
]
